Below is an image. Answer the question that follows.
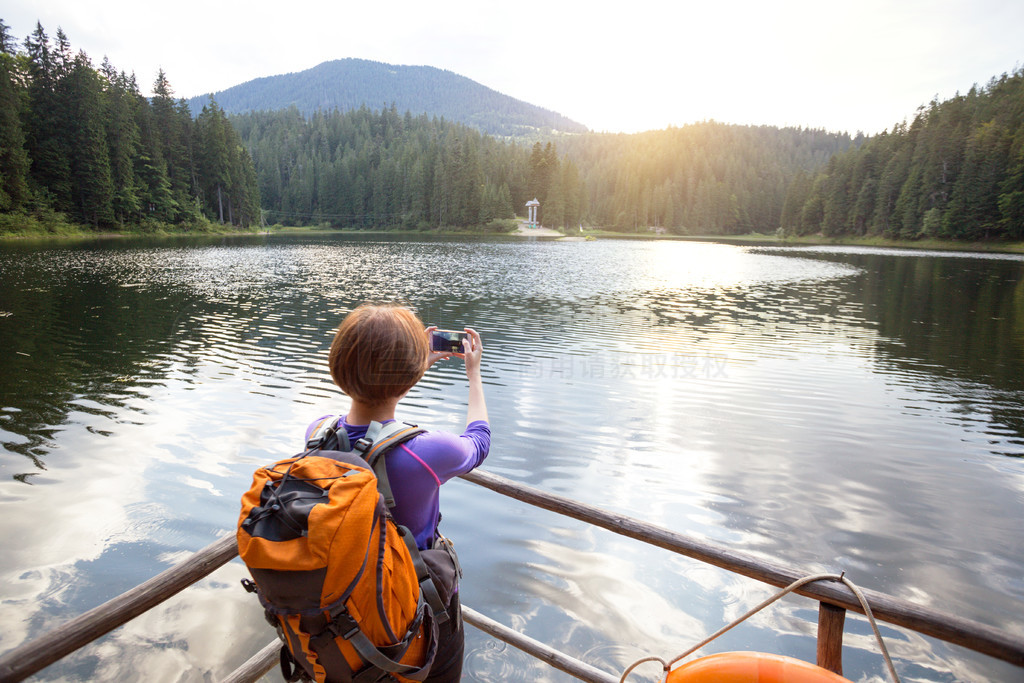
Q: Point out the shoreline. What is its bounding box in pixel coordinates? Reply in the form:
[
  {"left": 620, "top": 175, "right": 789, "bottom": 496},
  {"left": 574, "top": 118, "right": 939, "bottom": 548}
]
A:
[
  {"left": 3, "top": 225, "right": 1022, "bottom": 255},
  {"left": 511, "top": 226, "right": 563, "bottom": 237},
  {"left": 575, "top": 230, "right": 1024, "bottom": 254}
]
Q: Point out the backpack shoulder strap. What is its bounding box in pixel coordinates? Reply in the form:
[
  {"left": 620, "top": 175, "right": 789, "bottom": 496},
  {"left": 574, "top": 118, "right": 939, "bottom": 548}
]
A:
[
  {"left": 355, "top": 421, "right": 425, "bottom": 509},
  {"left": 305, "top": 415, "right": 350, "bottom": 452},
  {"left": 352, "top": 421, "right": 449, "bottom": 623},
  {"left": 397, "top": 524, "right": 450, "bottom": 626}
]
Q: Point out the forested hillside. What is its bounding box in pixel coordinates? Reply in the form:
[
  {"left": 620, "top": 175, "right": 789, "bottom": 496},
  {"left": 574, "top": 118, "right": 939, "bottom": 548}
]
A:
[
  {"left": 0, "top": 21, "right": 260, "bottom": 231},
  {"left": 233, "top": 104, "right": 852, "bottom": 234},
  {"left": 232, "top": 106, "right": 535, "bottom": 229},
  {"left": 560, "top": 125, "right": 856, "bottom": 233},
  {"left": 189, "top": 59, "right": 588, "bottom": 139},
  {"left": 781, "top": 68, "right": 1024, "bottom": 240}
]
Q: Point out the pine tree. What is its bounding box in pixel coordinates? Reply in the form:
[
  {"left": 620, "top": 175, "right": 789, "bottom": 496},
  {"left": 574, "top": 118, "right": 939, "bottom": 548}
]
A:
[
  {"left": 453, "top": 135, "right": 482, "bottom": 226},
  {"left": 944, "top": 121, "right": 1009, "bottom": 239},
  {"left": 431, "top": 152, "right": 448, "bottom": 227},
  {"left": 151, "top": 69, "right": 195, "bottom": 222},
  {"left": 996, "top": 76, "right": 1024, "bottom": 239},
  {"left": 848, "top": 139, "right": 883, "bottom": 235},
  {"left": 527, "top": 141, "right": 549, "bottom": 205},
  {"left": 233, "top": 145, "right": 261, "bottom": 227},
  {"left": 23, "top": 22, "right": 72, "bottom": 212},
  {"left": 52, "top": 28, "right": 72, "bottom": 80},
  {"left": 562, "top": 160, "right": 582, "bottom": 230},
  {"left": 821, "top": 154, "right": 852, "bottom": 236},
  {"left": 0, "top": 18, "right": 16, "bottom": 54},
  {"left": 100, "top": 61, "right": 142, "bottom": 224},
  {"left": 780, "top": 171, "right": 811, "bottom": 234},
  {"left": 407, "top": 158, "right": 427, "bottom": 224},
  {"left": 0, "top": 21, "right": 29, "bottom": 211},
  {"left": 998, "top": 131, "right": 1024, "bottom": 239},
  {"left": 545, "top": 163, "right": 565, "bottom": 229},
  {"left": 64, "top": 51, "right": 113, "bottom": 226},
  {"left": 498, "top": 183, "right": 514, "bottom": 220},
  {"left": 196, "top": 97, "right": 231, "bottom": 223},
  {"left": 873, "top": 131, "right": 913, "bottom": 238},
  {"left": 798, "top": 175, "right": 827, "bottom": 236},
  {"left": 133, "top": 80, "right": 175, "bottom": 221}
]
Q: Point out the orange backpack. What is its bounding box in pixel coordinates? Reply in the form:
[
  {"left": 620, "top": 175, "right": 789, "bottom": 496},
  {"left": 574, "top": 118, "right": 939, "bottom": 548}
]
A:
[{"left": 237, "top": 420, "right": 451, "bottom": 683}]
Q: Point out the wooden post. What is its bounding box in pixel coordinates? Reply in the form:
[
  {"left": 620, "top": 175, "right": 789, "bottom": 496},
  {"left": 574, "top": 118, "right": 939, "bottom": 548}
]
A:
[{"left": 817, "top": 602, "right": 846, "bottom": 675}]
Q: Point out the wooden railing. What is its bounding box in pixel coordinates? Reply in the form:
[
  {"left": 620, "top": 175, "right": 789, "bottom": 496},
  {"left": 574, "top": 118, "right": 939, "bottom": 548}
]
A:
[
  {"left": 461, "top": 471, "right": 1024, "bottom": 669},
  {"left": 1, "top": 469, "right": 1022, "bottom": 682}
]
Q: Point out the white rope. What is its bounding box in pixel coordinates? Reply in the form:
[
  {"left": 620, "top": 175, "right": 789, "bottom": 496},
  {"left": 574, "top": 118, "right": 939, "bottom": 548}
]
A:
[
  {"left": 619, "top": 573, "right": 901, "bottom": 683},
  {"left": 837, "top": 573, "right": 901, "bottom": 683},
  {"left": 618, "top": 656, "right": 668, "bottom": 683}
]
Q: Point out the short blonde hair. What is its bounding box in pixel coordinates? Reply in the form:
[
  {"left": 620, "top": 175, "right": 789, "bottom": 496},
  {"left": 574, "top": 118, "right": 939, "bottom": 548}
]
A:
[{"left": 328, "top": 304, "right": 428, "bottom": 405}]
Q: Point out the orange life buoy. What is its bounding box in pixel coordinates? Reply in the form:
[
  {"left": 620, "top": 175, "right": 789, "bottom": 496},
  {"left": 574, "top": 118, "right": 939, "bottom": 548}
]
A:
[{"left": 665, "top": 651, "right": 853, "bottom": 682}]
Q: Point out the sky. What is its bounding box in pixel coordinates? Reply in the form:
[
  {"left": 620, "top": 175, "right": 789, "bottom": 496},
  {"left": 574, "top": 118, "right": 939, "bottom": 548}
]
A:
[{"left": 4, "top": 0, "right": 1022, "bottom": 135}]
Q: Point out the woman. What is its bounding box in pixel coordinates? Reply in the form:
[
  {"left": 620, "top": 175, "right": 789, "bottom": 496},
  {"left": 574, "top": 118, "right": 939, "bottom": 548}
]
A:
[{"left": 305, "top": 303, "right": 490, "bottom": 682}]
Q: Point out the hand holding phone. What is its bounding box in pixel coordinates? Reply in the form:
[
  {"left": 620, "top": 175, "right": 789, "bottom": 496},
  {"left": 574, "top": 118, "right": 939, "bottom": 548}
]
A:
[
  {"left": 430, "top": 329, "right": 468, "bottom": 354},
  {"left": 424, "top": 326, "right": 486, "bottom": 423}
]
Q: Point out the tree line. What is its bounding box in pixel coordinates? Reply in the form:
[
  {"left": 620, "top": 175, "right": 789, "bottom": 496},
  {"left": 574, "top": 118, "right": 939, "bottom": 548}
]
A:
[
  {"left": 232, "top": 106, "right": 581, "bottom": 230},
  {"left": 0, "top": 20, "right": 260, "bottom": 231},
  {"left": 780, "top": 68, "right": 1024, "bottom": 241},
  {"left": 238, "top": 72, "right": 1021, "bottom": 240},
  {"left": 561, "top": 124, "right": 857, "bottom": 234},
  {"left": 232, "top": 105, "right": 848, "bottom": 235}
]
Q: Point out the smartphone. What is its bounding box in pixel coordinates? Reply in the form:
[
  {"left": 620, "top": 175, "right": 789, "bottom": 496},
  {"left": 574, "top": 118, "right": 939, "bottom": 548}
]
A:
[{"left": 431, "top": 329, "right": 467, "bottom": 353}]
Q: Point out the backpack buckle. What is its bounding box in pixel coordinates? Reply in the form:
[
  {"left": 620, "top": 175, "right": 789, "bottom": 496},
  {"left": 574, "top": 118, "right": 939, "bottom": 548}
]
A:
[
  {"left": 306, "top": 428, "right": 332, "bottom": 450},
  {"left": 329, "top": 610, "right": 362, "bottom": 640},
  {"left": 241, "top": 578, "right": 258, "bottom": 594},
  {"left": 353, "top": 437, "right": 373, "bottom": 453}
]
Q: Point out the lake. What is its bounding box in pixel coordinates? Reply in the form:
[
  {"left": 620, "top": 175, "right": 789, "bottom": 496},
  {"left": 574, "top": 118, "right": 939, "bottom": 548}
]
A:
[{"left": 0, "top": 234, "right": 1022, "bottom": 682}]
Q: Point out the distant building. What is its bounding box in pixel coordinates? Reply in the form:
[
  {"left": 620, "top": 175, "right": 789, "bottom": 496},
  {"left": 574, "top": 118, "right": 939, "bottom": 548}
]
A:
[{"left": 525, "top": 198, "right": 540, "bottom": 227}]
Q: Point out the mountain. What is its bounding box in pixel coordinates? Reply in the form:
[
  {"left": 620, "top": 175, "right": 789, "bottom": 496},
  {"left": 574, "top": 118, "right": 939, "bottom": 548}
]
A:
[{"left": 186, "top": 58, "right": 588, "bottom": 138}]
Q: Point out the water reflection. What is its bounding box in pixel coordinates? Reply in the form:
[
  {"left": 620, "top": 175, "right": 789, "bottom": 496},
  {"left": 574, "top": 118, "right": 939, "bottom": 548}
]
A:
[
  {"left": 35, "top": 560, "right": 267, "bottom": 681},
  {"left": 760, "top": 245, "right": 1024, "bottom": 402},
  {"left": 1, "top": 236, "right": 1022, "bottom": 682}
]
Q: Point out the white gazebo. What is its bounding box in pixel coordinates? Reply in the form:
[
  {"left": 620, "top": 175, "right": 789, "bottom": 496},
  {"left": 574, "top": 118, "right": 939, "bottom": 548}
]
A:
[{"left": 525, "top": 198, "right": 540, "bottom": 228}]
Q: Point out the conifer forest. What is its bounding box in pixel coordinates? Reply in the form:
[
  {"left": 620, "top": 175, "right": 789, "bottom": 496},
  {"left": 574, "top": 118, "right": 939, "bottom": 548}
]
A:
[
  {"left": 0, "top": 19, "right": 1021, "bottom": 241},
  {"left": 780, "top": 72, "right": 1024, "bottom": 241},
  {"left": 0, "top": 22, "right": 260, "bottom": 231}
]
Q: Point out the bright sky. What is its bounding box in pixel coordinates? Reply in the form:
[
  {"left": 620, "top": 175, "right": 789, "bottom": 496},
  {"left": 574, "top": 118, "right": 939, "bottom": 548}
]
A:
[{"left": 5, "top": 0, "right": 1022, "bottom": 135}]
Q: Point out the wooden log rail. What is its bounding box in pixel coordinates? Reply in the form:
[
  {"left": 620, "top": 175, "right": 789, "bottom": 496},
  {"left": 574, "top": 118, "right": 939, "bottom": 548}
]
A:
[
  {"left": 460, "top": 469, "right": 1024, "bottom": 671},
  {"left": 0, "top": 468, "right": 1021, "bottom": 682}
]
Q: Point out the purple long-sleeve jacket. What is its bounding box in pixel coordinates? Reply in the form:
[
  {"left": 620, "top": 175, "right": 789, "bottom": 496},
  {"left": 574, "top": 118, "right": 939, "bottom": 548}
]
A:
[{"left": 305, "top": 415, "right": 491, "bottom": 549}]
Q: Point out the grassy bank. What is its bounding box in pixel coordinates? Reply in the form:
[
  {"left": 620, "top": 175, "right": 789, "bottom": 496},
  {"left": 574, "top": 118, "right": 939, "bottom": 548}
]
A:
[
  {"left": 261, "top": 223, "right": 519, "bottom": 237},
  {"left": 0, "top": 210, "right": 259, "bottom": 240},
  {"left": 0, "top": 214, "right": 521, "bottom": 241},
  {"left": 578, "top": 229, "right": 1024, "bottom": 254},
  {"left": 5, "top": 215, "right": 1022, "bottom": 254}
]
